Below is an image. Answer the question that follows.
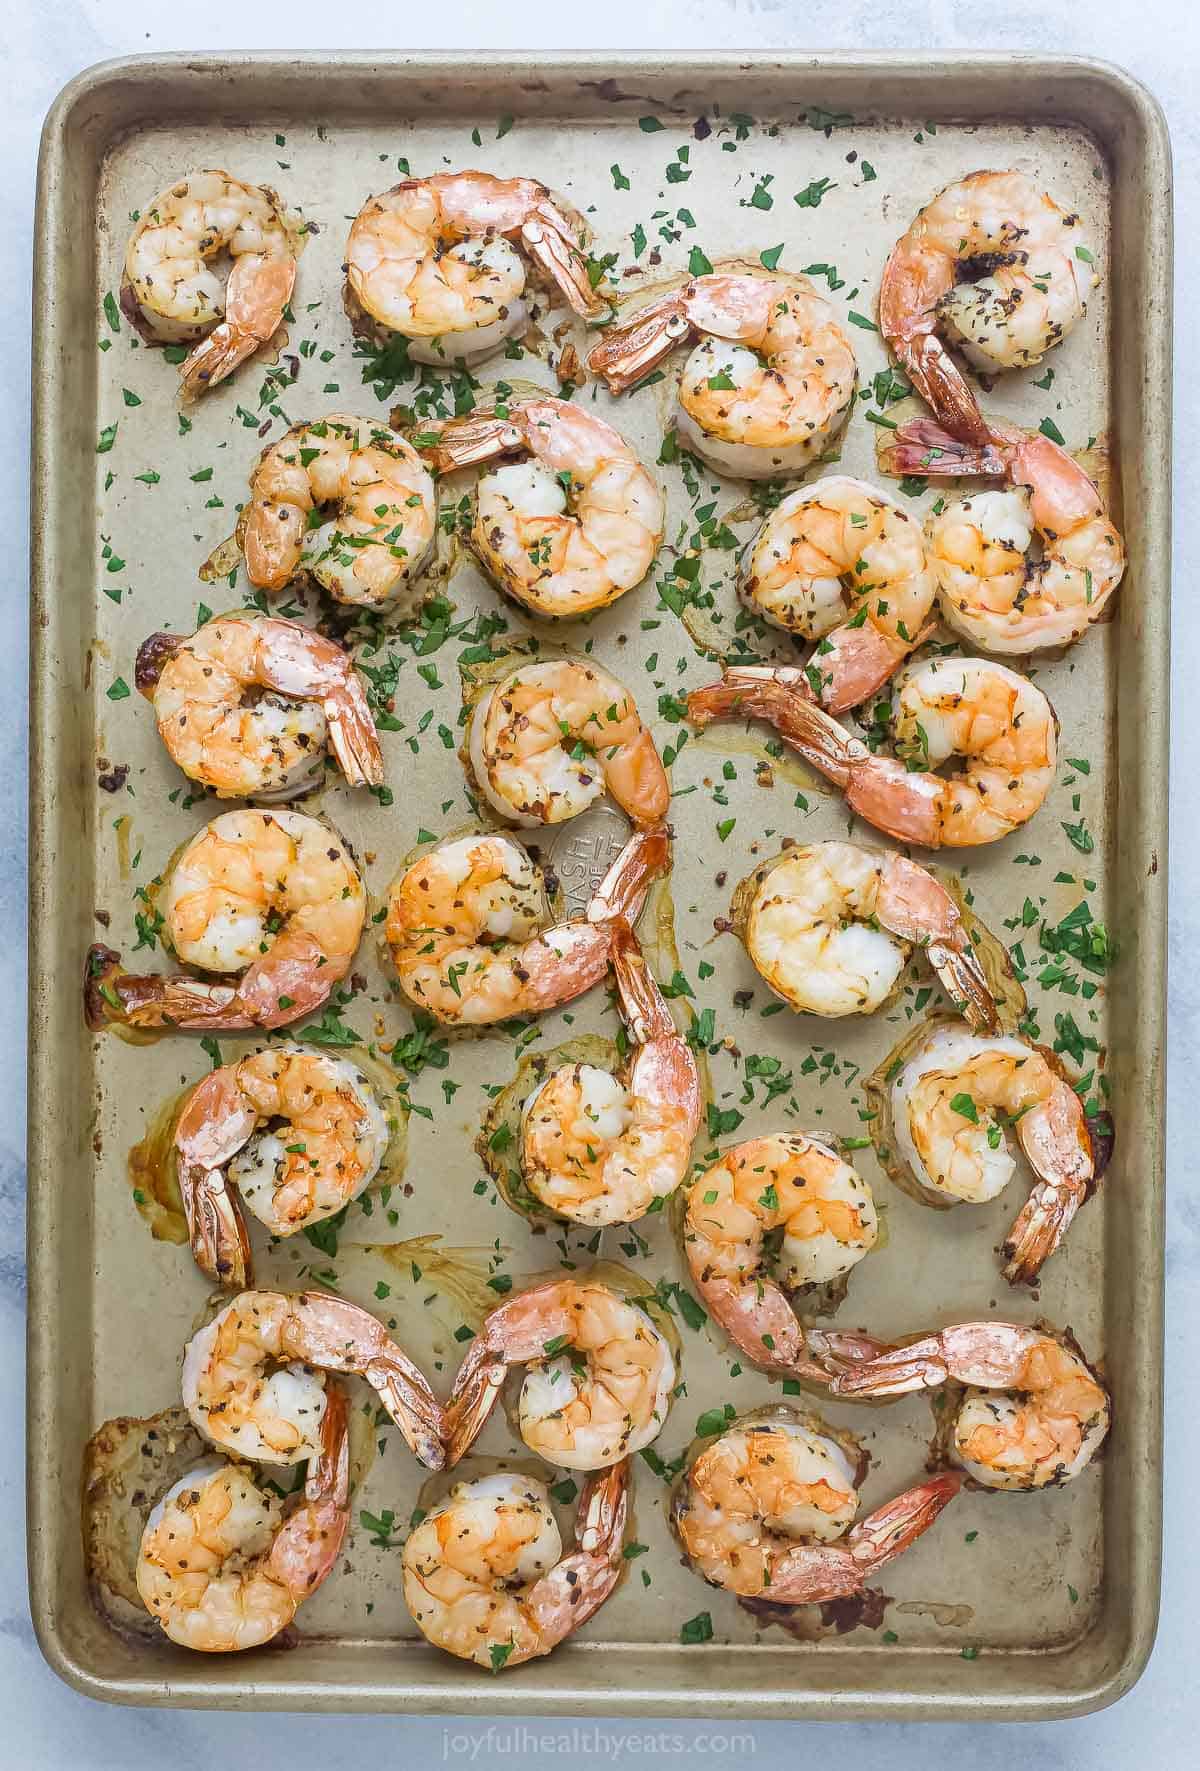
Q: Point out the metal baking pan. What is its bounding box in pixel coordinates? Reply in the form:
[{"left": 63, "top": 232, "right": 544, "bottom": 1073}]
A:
[{"left": 28, "top": 51, "right": 1171, "bottom": 1717}]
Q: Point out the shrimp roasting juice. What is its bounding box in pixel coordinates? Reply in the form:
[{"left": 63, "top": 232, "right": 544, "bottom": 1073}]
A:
[{"left": 79, "top": 88, "right": 1121, "bottom": 1680}]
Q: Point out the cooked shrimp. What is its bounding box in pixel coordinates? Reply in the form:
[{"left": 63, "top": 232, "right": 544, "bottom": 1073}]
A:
[
  {"left": 735, "top": 840, "right": 1000, "bottom": 1030},
  {"left": 468, "top": 657, "right": 669, "bottom": 828},
  {"left": 886, "top": 1020, "right": 1100, "bottom": 1284},
  {"left": 741, "top": 477, "right": 937, "bottom": 711},
  {"left": 417, "top": 398, "right": 663, "bottom": 618},
  {"left": 672, "top": 1408, "right": 963, "bottom": 1600},
  {"left": 879, "top": 417, "right": 1125, "bottom": 653},
  {"left": 588, "top": 272, "right": 857, "bottom": 479},
  {"left": 687, "top": 654, "right": 1057, "bottom": 847},
  {"left": 683, "top": 1134, "right": 879, "bottom": 1371},
  {"left": 182, "top": 1289, "right": 445, "bottom": 1470},
  {"left": 136, "top": 1383, "right": 349, "bottom": 1652},
  {"left": 445, "top": 1279, "right": 676, "bottom": 1470},
  {"left": 821, "top": 1322, "right": 1110, "bottom": 1490},
  {"left": 135, "top": 614, "right": 383, "bottom": 800},
  {"left": 879, "top": 171, "right": 1098, "bottom": 442},
  {"left": 84, "top": 808, "right": 365, "bottom": 1034},
  {"left": 173, "top": 1045, "right": 392, "bottom": 1287},
  {"left": 345, "top": 172, "right": 601, "bottom": 367},
  {"left": 386, "top": 823, "right": 667, "bottom": 1027},
  {"left": 520, "top": 920, "right": 701, "bottom": 1226},
  {"left": 402, "top": 1462, "right": 629, "bottom": 1669},
  {"left": 123, "top": 169, "right": 299, "bottom": 396},
  {"left": 239, "top": 416, "right": 436, "bottom": 607}
]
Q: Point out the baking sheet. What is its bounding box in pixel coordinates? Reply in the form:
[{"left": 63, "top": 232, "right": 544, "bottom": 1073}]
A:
[{"left": 27, "top": 51, "right": 1171, "bottom": 1717}]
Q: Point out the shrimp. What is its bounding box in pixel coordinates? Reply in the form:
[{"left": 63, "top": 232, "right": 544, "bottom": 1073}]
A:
[
  {"left": 123, "top": 170, "right": 300, "bottom": 397},
  {"left": 135, "top": 614, "right": 383, "bottom": 800},
  {"left": 740, "top": 477, "right": 937, "bottom": 712},
  {"left": 672, "top": 1407, "right": 963, "bottom": 1601},
  {"left": 445, "top": 1279, "right": 676, "bottom": 1471},
  {"left": 820, "top": 1322, "right": 1110, "bottom": 1490},
  {"left": 683, "top": 1135, "right": 879, "bottom": 1373},
  {"left": 467, "top": 657, "right": 669, "bottom": 828},
  {"left": 385, "top": 823, "right": 667, "bottom": 1027},
  {"left": 588, "top": 272, "right": 857, "bottom": 479},
  {"left": 182, "top": 1289, "right": 445, "bottom": 1470},
  {"left": 84, "top": 807, "right": 366, "bottom": 1034},
  {"left": 879, "top": 417, "right": 1125, "bottom": 654},
  {"left": 401, "top": 1462, "right": 629, "bottom": 1669},
  {"left": 879, "top": 171, "right": 1098, "bottom": 442},
  {"left": 173, "top": 1045, "right": 392, "bottom": 1287},
  {"left": 519, "top": 919, "right": 701, "bottom": 1226},
  {"left": 885, "top": 1020, "right": 1101, "bottom": 1284},
  {"left": 687, "top": 653, "right": 1057, "bottom": 847},
  {"left": 417, "top": 398, "right": 663, "bottom": 618},
  {"left": 239, "top": 416, "right": 437, "bottom": 607},
  {"left": 733, "top": 840, "right": 1000, "bottom": 1030},
  {"left": 136, "top": 1382, "right": 349, "bottom": 1652},
  {"left": 344, "top": 172, "right": 602, "bottom": 367}
]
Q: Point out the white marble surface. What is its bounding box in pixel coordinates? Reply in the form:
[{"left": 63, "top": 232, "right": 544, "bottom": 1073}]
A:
[{"left": 3, "top": 1, "right": 1194, "bottom": 1764}]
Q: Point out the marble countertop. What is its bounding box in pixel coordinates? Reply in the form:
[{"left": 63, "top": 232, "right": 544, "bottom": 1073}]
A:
[{"left": 4, "top": 2, "right": 1193, "bottom": 1765}]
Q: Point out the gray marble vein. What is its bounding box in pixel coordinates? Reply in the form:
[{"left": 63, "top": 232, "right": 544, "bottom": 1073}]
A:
[{"left": 2, "top": 1, "right": 1194, "bottom": 1765}]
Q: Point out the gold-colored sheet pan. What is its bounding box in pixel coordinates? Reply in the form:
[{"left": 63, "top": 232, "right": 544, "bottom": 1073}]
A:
[{"left": 27, "top": 52, "right": 1170, "bottom": 1717}]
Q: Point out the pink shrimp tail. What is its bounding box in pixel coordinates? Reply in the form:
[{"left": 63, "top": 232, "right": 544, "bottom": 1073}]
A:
[
  {"left": 1002, "top": 1177, "right": 1087, "bottom": 1287},
  {"left": 522, "top": 1459, "right": 631, "bottom": 1656},
  {"left": 587, "top": 288, "right": 691, "bottom": 392},
  {"left": 179, "top": 1163, "right": 254, "bottom": 1288},
  {"left": 587, "top": 824, "right": 671, "bottom": 925},
  {"left": 608, "top": 918, "right": 675, "bottom": 1041},
  {"left": 847, "top": 1469, "right": 965, "bottom": 1577},
  {"left": 179, "top": 254, "right": 296, "bottom": 397},
  {"left": 522, "top": 206, "right": 605, "bottom": 317},
  {"left": 878, "top": 416, "right": 1010, "bottom": 479},
  {"left": 1003, "top": 1080, "right": 1096, "bottom": 1284},
  {"left": 84, "top": 943, "right": 245, "bottom": 1032},
  {"left": 364, "top": 1345, "right": 447, "bottom": 1471},
  {"left": 83, "top": 933, "right": 344, "bottom": 1034},
  {"left": 324, "top": 686, "right": 385, "bottom": 788},
  {"left": 417, "top": 411, "right": 526, "bottom": 472},
  {"left": 820, "top": 1330, "right": 953, "bottom": 1399},
  {"left": 269, "top": 1381, "right": 350, "bottom": 1598}
]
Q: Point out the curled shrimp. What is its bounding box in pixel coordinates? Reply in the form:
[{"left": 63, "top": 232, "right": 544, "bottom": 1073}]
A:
[
  {"left": 880, "top": 417, "right": 1125, "bottom": 653},
  {"left": 173, "top": 1044, "right": 392, "bottom": 1287},
  {"left": 683, "top": 1134, "right": 879, "bottom": 1372},
  {"left": 740, "top": 476, "right": 937, "bottom": 712},
  {"left": 84, "top": 807, "right": 365, "bottom": 1034},
  {"left": 417, "top": 398, "right": 663, "bottom": 618},
  {"left": 123, "top": 169, "right": 300, "bottom": 397},
  {"left": 820, "top": 1322, "right": 1110, "bottom": 1490},
  {"left": 730, "top": 839, "right": 1000, "bottom": 1031},
  {"left": 879, "top": 170, "right": 1098, "bottom": 442},
  {"left": 402, "top": 1462, "right": 629, "bottom": 1669},
  {"left": 385, "top": 823, "right": 667, "bottom": 1027},
  {"left": 135, "top": 613, "right": 383, "bottom": 800},
  {"left": 182, "top": 1289, "right": 445, "bottom": 1470},
  {"left": 344, "top": 172, "right": 602, "bottom": 366},
  {"left": 519, "top": 919, "right": 701, "bottom": 1226},
  {"left": 136, "top": 1382, "right": 349, "bottom": 1652},
  {"left": 445, "top": 1278, "right": 677, "bottom": 1471},
  {"left": 588, "top": 272, "right": 857, "bottom": 479},
  {"left": 239, "top": 415, "right": 437, "bottom": 607},
  {"left": 467, "top": 656, "right": 669, "bottom": 828},
  {"left": 671, "top": 1406, "right": 963, "bottom": 1602},
  {"left": 687, "top": 654, "right": 1057, "bottom": 847},
  {"left": 877, "top": 1018, "right": 1103, "bottom": 1285}
]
